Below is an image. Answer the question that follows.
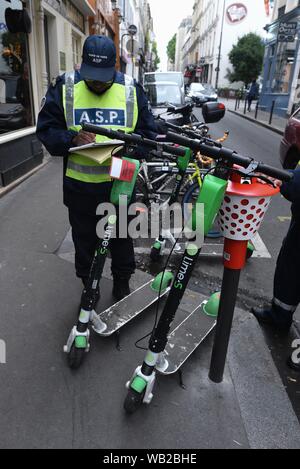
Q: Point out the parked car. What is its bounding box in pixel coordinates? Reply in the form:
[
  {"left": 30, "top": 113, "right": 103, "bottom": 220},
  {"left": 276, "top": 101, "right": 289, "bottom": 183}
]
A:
[
  {"left": 188, "top": 83, "right": 218, "bottom": 107},
  {"left": 144, "top": 72, "right": 185, "bottom": 95},
  {"left": 145, "top": 81, "right": 194, "bottom": 126},
  {"left": 280, "top": 107, "right": 300, "bottom": 169}
]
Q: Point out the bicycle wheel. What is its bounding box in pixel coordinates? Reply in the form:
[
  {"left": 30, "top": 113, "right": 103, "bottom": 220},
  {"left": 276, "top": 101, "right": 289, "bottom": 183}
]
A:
[
  {"left": 182, "top": 182, "right": 221, "bottom": 238},
  {"left": 135, "top": 174, "right": 150, "bottom": 206}
]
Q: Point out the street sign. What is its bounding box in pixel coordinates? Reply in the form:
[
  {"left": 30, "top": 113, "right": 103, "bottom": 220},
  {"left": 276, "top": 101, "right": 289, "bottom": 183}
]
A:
[
  {"left": 199, "top": 57, "right": 205, "bottom": 65},
  {"left": 278, "top": 21, "right": 297, "bottom": 42},
  {"left": 128, "top": 24, "right": 138, "bottom": 36},
  {"left": 126, "top": 38, "right": 139, "bottom": 57}
]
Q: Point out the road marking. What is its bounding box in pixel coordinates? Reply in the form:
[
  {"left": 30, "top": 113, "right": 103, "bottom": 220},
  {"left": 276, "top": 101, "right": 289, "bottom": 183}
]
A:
[
  {"left": 134, "top": 233, "right": 271, "bottom": 259},
  {"left": 277, "top": 216, "right": 291, "bottom": 222},
  {"left": 57, "top": 229, "right": 271, "bottom": 262}
]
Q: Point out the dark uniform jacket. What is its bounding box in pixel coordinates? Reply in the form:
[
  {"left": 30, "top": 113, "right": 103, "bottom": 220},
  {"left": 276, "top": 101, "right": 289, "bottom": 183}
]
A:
[
  {"left": 281, "top": 169, "right": 300, "bottom": 216},
  {"left": 36, "top": 71, "right": 157, "bottom": 211}
]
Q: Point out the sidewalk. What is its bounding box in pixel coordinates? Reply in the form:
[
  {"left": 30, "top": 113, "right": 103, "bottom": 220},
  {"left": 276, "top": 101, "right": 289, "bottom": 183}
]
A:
[
  {"left": 0, "top": 158, "right": 300, "bottom": 449},
  {"left": 224, "top": 98, "right": 288, "bottom": 135}
]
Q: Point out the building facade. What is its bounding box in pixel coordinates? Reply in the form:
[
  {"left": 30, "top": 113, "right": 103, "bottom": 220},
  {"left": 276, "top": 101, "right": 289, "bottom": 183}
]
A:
[
  {"left": 175, "top": 16, "right": 192, "bottom": 72},
  {"left": 186, "top": 0, "right": 269, "bottom": 88},
  {"left": 260, "top": 0, "right": 300, "bottom": 116},
  {"left": 0, "top": 0, "right": 154, "bottom": 188}
]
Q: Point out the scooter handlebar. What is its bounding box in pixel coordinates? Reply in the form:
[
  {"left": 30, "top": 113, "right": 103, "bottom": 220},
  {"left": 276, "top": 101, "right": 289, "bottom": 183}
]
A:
[
  {"left": 165, "top": 131, "right": 293, "bottom": 182},
  {"left": 82, "top": 124, "right": 186, "bottom": 157}
]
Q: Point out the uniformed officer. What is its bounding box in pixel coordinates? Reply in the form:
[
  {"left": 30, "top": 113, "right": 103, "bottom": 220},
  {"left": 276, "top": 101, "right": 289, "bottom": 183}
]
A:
[
  {"left": 252, "top": 169, "right": 300, "bottom": 331},
  {"left": 36, "top": 35, "right": 157, "bottom": 301}
]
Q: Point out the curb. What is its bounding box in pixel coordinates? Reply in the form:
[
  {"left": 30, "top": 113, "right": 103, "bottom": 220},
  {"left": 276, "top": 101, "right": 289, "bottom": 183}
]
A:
[
  {"left": 228, "top": 108, "right": 284, "bottom": 136},
  {"left": 0, "top": 159, "right": 49, "bottom": 199}
]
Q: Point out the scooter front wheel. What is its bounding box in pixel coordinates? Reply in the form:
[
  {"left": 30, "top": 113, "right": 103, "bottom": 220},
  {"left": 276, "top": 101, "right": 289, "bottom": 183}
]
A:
[
  {"left": 150, "top": 243, "right": 162, "bottom": 262},
  {"left": 68, "top": 343, "right": 85, "bottom": 370},
  {"left": 124, "top": 388, "right": 145, "bottom": 414}
]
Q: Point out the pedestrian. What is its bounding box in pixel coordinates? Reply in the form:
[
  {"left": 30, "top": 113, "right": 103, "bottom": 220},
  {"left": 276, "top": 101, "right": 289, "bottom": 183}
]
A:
[
  {"left": 247, "top": 79, "right": 259, "bottom": 112},
  {"left": 252, "top": 169, "right": 300, "bottom": 334},
  {"left": 36, "top": 35, "right": 157, "bottom": 302}
]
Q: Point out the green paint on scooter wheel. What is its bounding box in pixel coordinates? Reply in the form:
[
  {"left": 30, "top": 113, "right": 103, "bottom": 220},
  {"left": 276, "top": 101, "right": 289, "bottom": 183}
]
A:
[
  {"left": 75, "top": 336, "right": 87, "bottom": 349},
  {"left": 203, "top": 292, "right": 221, "bottom": 317},
  {"left": 247, "top": 241, "right": 255, "bottom": 252},
  {"left": 151, "top": 271, "right": 174, "bottom": 292},
  {"left": 131, "top": 376, "right": 147, "bottom": 393}
]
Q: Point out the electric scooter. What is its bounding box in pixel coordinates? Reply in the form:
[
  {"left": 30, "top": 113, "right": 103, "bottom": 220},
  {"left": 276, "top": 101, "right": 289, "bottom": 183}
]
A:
[
  {"left": 123, "top": 130, "right": 292, "bottom": 413},
  {"left": 64, "top": 129, "right": 186, "bottom": 369}
]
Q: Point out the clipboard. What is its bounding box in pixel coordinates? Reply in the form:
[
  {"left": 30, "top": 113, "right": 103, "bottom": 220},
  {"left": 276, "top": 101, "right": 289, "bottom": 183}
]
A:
[{"left": 69, "top": 141, "right": 124, "bottom": 165}]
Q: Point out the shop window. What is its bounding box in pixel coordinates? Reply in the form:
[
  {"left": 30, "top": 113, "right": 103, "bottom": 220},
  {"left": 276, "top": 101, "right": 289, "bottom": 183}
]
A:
[
  {"left": 0, "top": 0, "right": 34, "bottom": 135},
  {"left": 72, "top": 34, "right": 81, "bottom": 69},
  {"left": 272, "top": 42, "right": 296, "bottom": 93}
]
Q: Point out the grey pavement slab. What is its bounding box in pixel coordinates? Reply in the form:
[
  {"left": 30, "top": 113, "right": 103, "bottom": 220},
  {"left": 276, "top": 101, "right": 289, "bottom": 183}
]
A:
[{"left": 0, "top": 157, "right": 300, "bottom": 448}]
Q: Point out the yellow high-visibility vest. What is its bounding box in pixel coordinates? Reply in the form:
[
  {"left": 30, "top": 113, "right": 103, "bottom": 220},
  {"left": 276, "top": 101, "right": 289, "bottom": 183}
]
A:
[{"left": 63, "top": 72, "right": 138, "bottom": 183}]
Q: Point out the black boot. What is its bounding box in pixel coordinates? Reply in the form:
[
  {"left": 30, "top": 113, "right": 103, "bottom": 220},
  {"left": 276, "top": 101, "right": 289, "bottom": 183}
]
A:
[
  {"left": 112, "top": 277, "right": 130, "bottom": 302},
  {"left": 251, "top": 303, "right": 292, "bottom": 331}
]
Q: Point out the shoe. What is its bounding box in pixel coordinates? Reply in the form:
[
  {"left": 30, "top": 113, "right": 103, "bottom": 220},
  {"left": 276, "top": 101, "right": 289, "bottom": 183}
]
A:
[
  {"left": 251, "top": 304, "right": 292, "bottom": 331},
  {"left": 112, "top": 277, "right": 130, "bottom": 302}
]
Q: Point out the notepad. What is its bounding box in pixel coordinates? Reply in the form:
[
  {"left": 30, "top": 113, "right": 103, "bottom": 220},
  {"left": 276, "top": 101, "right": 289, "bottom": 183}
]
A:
[{"left": 69, "top": 140, "right": 124, "bottom": 153}]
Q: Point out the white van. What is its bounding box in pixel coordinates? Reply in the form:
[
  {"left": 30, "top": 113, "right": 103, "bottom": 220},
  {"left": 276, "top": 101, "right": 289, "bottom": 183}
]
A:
[{"left": 143, "top": 72, "right": 185, "bottom": 95}]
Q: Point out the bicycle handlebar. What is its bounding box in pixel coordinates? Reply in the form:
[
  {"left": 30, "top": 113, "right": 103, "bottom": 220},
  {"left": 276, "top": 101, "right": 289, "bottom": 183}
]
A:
[
  {"left": 81, "top": 124, "right": 186, "bottom": 157},
  {"left": 166, "top": 131, "right": 293, "bottom": 182},
  {"left": 156, "top": 118, "right": 221, "bottom": 147}
]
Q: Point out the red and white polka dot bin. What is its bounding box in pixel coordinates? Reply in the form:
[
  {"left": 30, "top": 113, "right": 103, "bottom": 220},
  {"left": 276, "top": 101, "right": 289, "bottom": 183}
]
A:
[{"left": 218, "top": 178, "right": 279, "bottom": 242}]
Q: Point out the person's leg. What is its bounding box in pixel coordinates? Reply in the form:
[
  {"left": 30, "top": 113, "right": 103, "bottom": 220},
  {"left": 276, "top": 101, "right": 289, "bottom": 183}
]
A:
[
  {"left": 248, "top": 97, "right": 252, "bottom": 111},
  {"left": 110, "top": 202, "right": 136, "bottom": 301},
  {"left": 272, "top": 216, "right": 300, "bottom": 322},
  {"left": 252, "top": 216, "right": 300, "bottom": 328},
  {"left": 68, "top": 208, "right": 98, "bottom": 284}
]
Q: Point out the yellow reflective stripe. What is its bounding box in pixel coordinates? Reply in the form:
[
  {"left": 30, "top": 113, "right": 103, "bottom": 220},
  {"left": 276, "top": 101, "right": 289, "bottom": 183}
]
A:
[
  {"left": 68, "top": 153, "right": 111, "bottom": 167},
  {"left": 66, "top": 168, "right": 112, "bottom": 183},
  {"left": 67, "top": 161, "right": 111, "bottom": 175}
]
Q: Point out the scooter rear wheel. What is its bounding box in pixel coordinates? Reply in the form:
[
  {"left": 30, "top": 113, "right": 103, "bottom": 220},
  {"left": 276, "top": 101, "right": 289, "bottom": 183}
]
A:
[
  {"left": 68, "top": 344, "right": 85, "bottom": 370},
  {"left": 124, "top": 388, "right": 145, "bottom": 414}
]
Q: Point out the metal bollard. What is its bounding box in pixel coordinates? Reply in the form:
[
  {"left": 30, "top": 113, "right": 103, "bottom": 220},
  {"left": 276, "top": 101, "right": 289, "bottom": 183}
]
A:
[
  {"left": 269, "top": 100, "right": 275, "bottom": 125},
  {"left": 243, "top": 98, "right": 247, "bottom": 114},
  {"left": 255, "top": 101, "right": 259, "bottom": 120}
]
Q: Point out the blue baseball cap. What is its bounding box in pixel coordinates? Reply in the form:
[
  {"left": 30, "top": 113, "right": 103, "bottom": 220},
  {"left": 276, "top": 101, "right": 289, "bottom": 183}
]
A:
[{"left": 80, "top": 35, "right": 116, "bottom": 82}]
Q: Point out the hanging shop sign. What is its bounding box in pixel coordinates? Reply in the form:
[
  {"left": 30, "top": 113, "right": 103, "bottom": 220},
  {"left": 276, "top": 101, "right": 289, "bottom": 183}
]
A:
[
  {"left": 277, "top": 22, "right": 297, "bottom": 43},
  {"left": 226, "top": 3, "right": 247, "bottom": 24}
]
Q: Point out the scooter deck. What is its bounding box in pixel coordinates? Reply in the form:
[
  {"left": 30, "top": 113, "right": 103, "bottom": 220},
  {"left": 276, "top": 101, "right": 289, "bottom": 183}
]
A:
[
  {"left": 158, "top": 304, "right": 216, "bottom": 375},
  {"left": 95, "top": 280, "right": 169, "bottom": 336}
]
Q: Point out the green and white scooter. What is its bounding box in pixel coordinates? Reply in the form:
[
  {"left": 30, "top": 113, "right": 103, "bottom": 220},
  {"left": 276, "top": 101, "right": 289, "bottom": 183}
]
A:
[{"left": 64, "top": 126, "right": 187, "bottom": 369}]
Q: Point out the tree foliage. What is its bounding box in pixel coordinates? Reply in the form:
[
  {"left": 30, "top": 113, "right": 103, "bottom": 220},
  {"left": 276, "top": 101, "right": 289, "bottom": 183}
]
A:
[
  {"left": 167, "top": 34, "right": 176, "bottom": 64},
  {"left": 228, "top": 33, "right": 264, "bottom": 86},
  {"left": 152, "top": 41, "right": 160, "bottom": 71}
]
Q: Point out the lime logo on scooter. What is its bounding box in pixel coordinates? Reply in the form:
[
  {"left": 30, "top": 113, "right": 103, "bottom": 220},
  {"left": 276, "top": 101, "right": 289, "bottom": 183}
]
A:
[
  {"left": 174, "top": 244, "right": 198, "bottom": 290},
  {"left": 0, "top": 339, "right": 6, "bottom": 364},
  {"left": 291, "top": 339, "right": 300, "bottom": 366},
  {"left": 99, "top": 215, "right": 117, "bottom": 255}
]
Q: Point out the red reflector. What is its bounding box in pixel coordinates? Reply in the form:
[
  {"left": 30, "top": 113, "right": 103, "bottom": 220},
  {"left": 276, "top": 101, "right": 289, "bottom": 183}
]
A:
[{"left": 218, "top": 103, "right": 225, "bottom": 110}]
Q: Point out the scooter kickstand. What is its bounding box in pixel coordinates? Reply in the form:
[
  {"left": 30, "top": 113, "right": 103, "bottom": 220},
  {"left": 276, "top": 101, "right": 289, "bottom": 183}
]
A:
[{"left": 178, "top": 369, "right": 186, "bottom": 389}]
